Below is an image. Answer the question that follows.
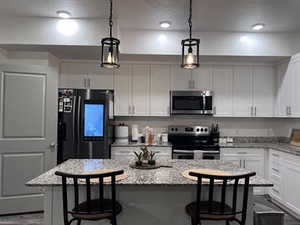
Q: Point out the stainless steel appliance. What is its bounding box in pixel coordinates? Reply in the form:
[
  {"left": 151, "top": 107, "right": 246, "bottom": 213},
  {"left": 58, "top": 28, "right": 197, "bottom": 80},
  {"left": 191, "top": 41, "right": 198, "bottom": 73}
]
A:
[
  {"left": 57, "top": 89, "right": 114, "bottom": 164},
  {"left": 168, "top": 125, "right": 220, "bottom": 160},
  {"left": 170, "top": 90, "right": 213, "bottom": 115}
]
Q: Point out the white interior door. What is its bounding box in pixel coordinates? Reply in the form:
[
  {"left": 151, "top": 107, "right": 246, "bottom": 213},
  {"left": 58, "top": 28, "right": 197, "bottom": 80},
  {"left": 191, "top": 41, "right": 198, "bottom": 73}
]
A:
[{"left": 0, "top": 64, "right": 57, "bottom": 214}]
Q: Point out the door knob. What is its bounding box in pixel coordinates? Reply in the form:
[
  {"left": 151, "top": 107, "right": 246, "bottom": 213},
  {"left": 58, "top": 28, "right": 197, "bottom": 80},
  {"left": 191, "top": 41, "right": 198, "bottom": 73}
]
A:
[{"left": 49, "top": 142, "right": 56, "bottom": 149}]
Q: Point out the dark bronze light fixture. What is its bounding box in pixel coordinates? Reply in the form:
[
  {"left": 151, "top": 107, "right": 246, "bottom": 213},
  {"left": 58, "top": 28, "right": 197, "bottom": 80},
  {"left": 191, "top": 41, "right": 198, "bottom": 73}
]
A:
[
  {"left": 181, "top": 0, "right": 200, "bottom": 69},
  {"left": 101, "top": 0, "right": 120, "bottom": 68}
]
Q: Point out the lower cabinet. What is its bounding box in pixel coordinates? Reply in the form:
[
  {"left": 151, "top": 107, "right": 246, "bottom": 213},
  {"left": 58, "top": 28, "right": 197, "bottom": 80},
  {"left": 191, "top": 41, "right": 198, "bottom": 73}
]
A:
[
  {"left": 111, "top": 146, "right": 172, "bottom": 161},
  {"left": 221, "top": 148, "right": 266, "bottom": 195},
  {"left": 268, "top": 149, "right": 300, "bottom": 217}
]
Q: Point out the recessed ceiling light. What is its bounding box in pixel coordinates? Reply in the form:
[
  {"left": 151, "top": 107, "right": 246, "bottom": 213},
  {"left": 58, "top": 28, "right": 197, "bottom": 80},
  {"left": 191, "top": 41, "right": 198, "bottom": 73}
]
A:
[
  {"left": 57, "top": 10, "right": 71, "bottom": 19},
  {"left": 160, "top": 21, "right": 171, "bottom": 28},
  {"left": 252, "top": 23, "right": 265, "bottom": 31}
]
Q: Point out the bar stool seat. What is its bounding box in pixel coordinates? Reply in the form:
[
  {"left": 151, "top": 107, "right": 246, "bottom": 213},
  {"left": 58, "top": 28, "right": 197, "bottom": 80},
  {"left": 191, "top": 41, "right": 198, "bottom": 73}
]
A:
[
  {"left": 186, "top": 201, "right": 236, "bottom": 220},
  {"left": 71, "top": 199, "right": 122, "bottom": 221}
]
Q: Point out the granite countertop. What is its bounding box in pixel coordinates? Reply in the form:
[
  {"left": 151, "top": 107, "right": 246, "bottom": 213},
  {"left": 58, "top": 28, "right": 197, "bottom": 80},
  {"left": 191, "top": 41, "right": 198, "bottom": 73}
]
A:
[
  {"left": 221, "top": 143, "right": 300, "bottom": 156},
  {"left": 112, "top": 142, "right": 172, "bottom": 147},
  {"left": 27, "top": 159, "right": 272, "bottom": 187}
]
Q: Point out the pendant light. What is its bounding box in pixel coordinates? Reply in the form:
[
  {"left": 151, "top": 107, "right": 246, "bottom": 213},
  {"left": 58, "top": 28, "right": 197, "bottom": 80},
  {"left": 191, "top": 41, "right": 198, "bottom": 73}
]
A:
[
  {"left": 181, "top": 0, "right": 200, "bottom": 69},
  {"left": 101, "top": 0, "right": 120, "bottom": 68}
]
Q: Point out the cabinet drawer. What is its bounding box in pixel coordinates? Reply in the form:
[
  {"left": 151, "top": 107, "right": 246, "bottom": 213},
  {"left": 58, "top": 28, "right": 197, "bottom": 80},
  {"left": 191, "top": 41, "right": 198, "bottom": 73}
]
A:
[{"left": 222, "top": 148, "right": 264, "bottom": 156}]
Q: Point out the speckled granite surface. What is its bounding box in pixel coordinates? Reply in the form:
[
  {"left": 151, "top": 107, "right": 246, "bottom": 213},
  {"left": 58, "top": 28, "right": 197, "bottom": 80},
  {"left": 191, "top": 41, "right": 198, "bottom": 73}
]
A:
[
  {"left": 27, "top": 159, "right": 272, "bottom": 187},
  {"left": 221, "top": 143, "right": 300, "bottom": 156}
]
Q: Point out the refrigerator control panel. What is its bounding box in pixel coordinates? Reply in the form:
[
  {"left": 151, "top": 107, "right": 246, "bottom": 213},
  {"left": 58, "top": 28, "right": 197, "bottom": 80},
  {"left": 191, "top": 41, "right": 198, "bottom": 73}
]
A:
[{"left": 58, "top": 89, "right": 74, "bottom": 113}]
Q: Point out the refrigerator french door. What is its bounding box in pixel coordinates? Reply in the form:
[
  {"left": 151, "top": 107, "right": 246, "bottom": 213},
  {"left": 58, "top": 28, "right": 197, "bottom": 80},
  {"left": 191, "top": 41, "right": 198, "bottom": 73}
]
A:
[{"left": 57, "top": 89, "right": 114, "bottom": 164}]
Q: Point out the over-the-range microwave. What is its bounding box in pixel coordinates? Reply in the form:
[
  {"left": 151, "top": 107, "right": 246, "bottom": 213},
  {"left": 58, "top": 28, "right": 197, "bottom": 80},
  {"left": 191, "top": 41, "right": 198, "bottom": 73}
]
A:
[{"left": 170, "top": 90, "right": 213, "bottom": 115}]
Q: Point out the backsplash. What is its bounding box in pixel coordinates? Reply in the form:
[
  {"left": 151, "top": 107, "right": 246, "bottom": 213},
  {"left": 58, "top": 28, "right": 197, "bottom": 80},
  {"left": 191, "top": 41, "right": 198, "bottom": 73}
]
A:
[{"left": 115, "top": 116, "right": 300, "bottom": 139}]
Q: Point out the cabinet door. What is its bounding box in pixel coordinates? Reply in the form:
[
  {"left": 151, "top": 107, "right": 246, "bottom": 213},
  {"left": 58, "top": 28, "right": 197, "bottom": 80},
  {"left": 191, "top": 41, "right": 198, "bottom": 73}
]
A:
[
  {"left": 233, "top": 66, "right": 253, "bottom": 117},
  {"left": 244, "top": 156, "right": 265, "bottom": 177},
  {"left": 150, "top": 65, "right": 171, "bottom": 116},
  {"left": 283, "top": 160, "right": 300, "bottom": 215},
  {"left": 113, "top": 64, "right": 132, "bottom": 116},
  {"left": 253, "top": 66, "right": 275, "bottom": 117},
  {"left": 59, "top": 74, "right": 87, "bottom": 88},
  {"left": 192, "top": 65, "right": 212, "bottom": 90},
  {"left": 89, "top": 67, "right": 113, "bottom": 89},
  {"left": 221, "top": 155, "right": 241, "bottom": 167},
  {"left": 291, "top": 60, "right": 300, "bottom": 117},
  {"left": 132, "top": 65, "right": 150, "bottom": 116},
  {"left": 171, "top": 65, "right": 192, "bottom": 90},
  {"left": 275, "top": 62, "right": 290, "bottom": 117},
  {"left": 212, "top": 66, "right": 233, "bottom": 116}
]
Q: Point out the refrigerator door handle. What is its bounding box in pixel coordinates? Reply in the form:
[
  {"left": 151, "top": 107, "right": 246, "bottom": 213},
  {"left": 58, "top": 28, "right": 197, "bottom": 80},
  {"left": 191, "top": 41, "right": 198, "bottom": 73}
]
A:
[
  {"left": 76, "top": 96, "right": 81, "bottom": 157},
  {"left": 72, "top": 95, "right": 77, "bottom": 149}
]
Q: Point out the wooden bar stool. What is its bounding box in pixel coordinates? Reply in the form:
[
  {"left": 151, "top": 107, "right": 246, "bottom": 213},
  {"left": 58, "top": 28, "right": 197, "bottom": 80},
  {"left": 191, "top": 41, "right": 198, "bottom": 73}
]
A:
[
  {"left": 55, "top": 170, "right": 124, "bottom": 225},
  {"left": 185, "top": 171, "right": 256, "bottom": 225}
]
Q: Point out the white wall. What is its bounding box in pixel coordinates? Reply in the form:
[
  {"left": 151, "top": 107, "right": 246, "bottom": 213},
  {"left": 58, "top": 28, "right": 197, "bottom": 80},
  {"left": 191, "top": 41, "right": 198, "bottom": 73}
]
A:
[
  {"left": 0, "top": 16, "right": 297, "bottom": 56},
  {"left": 120, "top": 29, "right": 294, "bottom": 56}
]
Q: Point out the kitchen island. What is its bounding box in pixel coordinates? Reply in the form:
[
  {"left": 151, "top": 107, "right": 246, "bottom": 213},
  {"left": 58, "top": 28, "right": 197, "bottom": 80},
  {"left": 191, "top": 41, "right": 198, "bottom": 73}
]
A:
[{"left": 27, "top": 159, "right": 272, "bottom": 225}]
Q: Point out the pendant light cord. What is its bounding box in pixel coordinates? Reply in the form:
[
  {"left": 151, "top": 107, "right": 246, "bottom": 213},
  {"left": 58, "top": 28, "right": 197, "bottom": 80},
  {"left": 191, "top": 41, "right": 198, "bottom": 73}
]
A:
[
  {"left": 109, "top": 0, "right": 113, "bottom": 38},
  {"left": 188, "top": 0, "right": 192, "bottom": 40}
]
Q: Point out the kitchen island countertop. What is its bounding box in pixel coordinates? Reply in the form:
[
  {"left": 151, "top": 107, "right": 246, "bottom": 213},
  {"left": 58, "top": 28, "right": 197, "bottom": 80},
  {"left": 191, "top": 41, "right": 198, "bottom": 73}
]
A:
[{"left": 27, "top": 159, "right": 272, "bottom": 187}]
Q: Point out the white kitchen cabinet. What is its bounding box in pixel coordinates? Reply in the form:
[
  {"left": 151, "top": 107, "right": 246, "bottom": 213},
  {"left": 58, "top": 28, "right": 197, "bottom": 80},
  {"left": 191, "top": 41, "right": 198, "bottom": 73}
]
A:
[
  {"left": 192, "top": 65, "right": 212, "bottom": 90},
  {"left": 59, "top": 62, "right": 113, "bottom": 89},
  {"left": 253, "top": 66, "right": 275, "bottom": 117},
  {"left": 150, "top": 65, "right": 171, "bottom": 116},
  {"left": 111, "top": 146, "right": 172, "bottom": 161},
  {"left": 171, "top": 65, "right": 192, "bottom": 90},
  {"left": 113, "top": 64, "right": 132, "bottom": 116},
  {"left": 132, "top": 64, "right": 150, "bottom": 116},
  {"left": 212, "top": 66, "right": 233, "bottom": 116},
  {"left": 233, "top": 66, "right": 253, "bottom": 117},
  {"left": 291, "top": 59, "right": 300, "bottom": 117},
  {"left": 221, "top": 148, "right": 265, "bottom": 195}
]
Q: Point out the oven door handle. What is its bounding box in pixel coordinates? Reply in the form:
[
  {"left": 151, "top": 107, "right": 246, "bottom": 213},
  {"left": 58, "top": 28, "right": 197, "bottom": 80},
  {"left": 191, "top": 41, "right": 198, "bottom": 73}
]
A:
[{"left": 173, "top": 149, "right": 193, "bottom": 154}]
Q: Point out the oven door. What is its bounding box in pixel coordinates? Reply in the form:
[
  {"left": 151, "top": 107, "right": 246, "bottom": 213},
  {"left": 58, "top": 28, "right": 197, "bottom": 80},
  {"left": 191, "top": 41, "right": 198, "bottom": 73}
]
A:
[
  {"left": 172, "top": 149, "right": 220, "bottom": 160},
  {"left": 171, "top": 91, "right": 204, "bottom": 115}
]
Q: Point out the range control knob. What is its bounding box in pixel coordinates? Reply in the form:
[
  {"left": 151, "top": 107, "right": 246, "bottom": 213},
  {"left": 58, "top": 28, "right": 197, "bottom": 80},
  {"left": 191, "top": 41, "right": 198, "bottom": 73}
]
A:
[
  {"left": 196, "top": 128, "right": 200, "bottom": 132},
  {"left": 204, "top": 128, "right": 208, "bottom": 132},
  {"left": 200, "top": 128, "right": 204, "bottom": 132}
]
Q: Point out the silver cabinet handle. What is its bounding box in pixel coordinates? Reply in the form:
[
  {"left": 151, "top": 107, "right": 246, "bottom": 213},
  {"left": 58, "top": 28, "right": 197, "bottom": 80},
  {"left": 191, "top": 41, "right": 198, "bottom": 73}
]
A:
[
  {"left": 286, "top": 106, "right": 289, "bottom": 116},
  {"left": 132, "top": 105, "right": 135, "bottom": 115},
  {"left": 251, "top": 106, "right": 253, "bottom": 117},
  {"left": 129, "top": 105, "right": 132, "bottom": 115},
  {"left": 87, "top": 78, "right": 91, "bottom": 89},
  {"left": 272, "top": 188, "right": 279, "bottom": 193},
  {"left": 289, "top": 106, "right": 292, "bottom": 116},
  {"left": 188, "top": 80, "right": 192, "bottom": 89},
  {"left": 83, "top": 78, "right": 87, "bottom": 88},
  {"left": 213, "top": 106, "right": 216, "bottom": 115},
  {"left": 272, "top": 168, "right": 279, "bottom": 173},
  {"left": 272, "top": 153, "right": 279, "bottom": 157},
  {"left": 254, "top": 106, "right": 257, "bottom": 116},
  {"left": 192, "top": 80, "right": 195, "bottom": 89}
]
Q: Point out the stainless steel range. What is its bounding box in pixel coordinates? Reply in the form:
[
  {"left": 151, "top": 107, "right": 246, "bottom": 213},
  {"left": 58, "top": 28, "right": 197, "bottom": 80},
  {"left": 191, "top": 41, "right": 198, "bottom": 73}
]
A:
[{"left": 168, "top": 125, "right": 220, "bottom": 160}]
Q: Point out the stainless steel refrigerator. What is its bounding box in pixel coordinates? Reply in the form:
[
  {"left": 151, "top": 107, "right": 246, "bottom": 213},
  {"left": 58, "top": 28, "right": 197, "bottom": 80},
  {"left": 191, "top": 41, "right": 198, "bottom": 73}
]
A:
[{"left": 57, "top": 89, "right": 114, "bottom": 164}]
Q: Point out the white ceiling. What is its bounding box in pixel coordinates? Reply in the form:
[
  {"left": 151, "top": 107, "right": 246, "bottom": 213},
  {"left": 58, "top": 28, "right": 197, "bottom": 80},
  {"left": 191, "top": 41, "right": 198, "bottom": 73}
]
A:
[{"left": 0, "top": 0, "right": 300, "bottom": 32}]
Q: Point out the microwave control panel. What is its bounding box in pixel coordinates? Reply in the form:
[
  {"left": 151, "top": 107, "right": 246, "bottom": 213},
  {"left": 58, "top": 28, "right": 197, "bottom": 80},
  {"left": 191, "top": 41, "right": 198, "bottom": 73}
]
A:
[{"left": 58, "top": 89, "right": 74, "bottom": 113}]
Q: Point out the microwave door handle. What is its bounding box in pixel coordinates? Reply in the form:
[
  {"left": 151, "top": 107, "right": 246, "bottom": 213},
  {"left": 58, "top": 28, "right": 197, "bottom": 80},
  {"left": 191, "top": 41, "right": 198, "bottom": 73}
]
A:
[{"left": 203, "top": 95, "right": 206, "bottom": 113}]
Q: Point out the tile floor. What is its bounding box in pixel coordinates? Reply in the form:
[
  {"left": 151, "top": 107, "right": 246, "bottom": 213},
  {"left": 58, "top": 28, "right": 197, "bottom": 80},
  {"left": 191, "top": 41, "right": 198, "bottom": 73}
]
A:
[{"left": 0, "top": 196, "right": 299, "bottom": 225}]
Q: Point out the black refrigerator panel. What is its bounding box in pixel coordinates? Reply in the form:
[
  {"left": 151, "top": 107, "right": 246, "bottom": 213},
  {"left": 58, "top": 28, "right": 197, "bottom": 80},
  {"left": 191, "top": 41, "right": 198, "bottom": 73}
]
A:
[{"left": 57, "top": 89, "right": 114, "bottom": 164}]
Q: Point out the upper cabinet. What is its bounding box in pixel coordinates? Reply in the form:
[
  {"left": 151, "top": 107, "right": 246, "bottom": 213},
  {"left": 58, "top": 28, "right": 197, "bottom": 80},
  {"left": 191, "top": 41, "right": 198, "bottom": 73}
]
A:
[
  {"left": 150, "top": 65, "right": 171, "bottom": 116},
  {"left": 252, "top": 66, "right": 275, "bottom": 117},
  {"left": 171, "top": 65, "right": 192, "bottom": 90},
  {"left": 233, "top": 66, "right": 253, "bottom": 117},
  {"left": 275, "top": 54, "right": 300, "bottom": 118},
  {"left": 171, "top": 65, "right": 212, "bottom": 90},
  {"left": 192, "top": 65, "right": 212, "bottom": 90},
  {"left": 131, "top": 65, "right": 150, "bottom": 116},
  {"left": 59, "top": 62, "right": 113, "bottom": 89},
  {"left": 212, "top": 66, "right": 233, "bottom": 117},
  {"left": 113, "top": 64, "right": 132, "bottom": 116}
]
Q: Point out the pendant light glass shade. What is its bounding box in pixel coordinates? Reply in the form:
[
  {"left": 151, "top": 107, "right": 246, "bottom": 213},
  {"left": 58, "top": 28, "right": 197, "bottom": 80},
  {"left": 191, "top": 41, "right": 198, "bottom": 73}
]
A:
[
  {"left": 101, "top": 0, "right": 120, "bottom": 68},
  {"left": 181, "top": 0, "right": 200, "bottom": 69},
  {"left": 101, "top": 37, "right": 120, "bottom": 68},
  {"left": 181, "top": 39, "right": 199, "bottom": 69}
]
